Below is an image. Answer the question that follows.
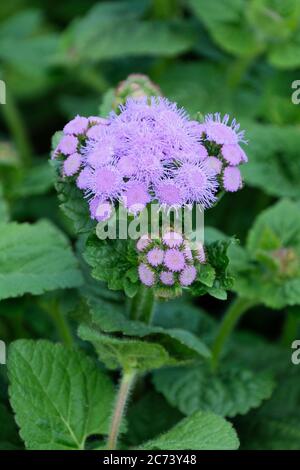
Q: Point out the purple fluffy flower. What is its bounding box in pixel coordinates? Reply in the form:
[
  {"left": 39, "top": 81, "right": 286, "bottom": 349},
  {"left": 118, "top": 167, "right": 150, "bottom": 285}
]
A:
[
  {"left": 88, "top": 166, "right": 123, "bottom": 200},
  {"left": 76, "top": 167, "right": 93, "bottom": 190},
  {"left": 138, "top": 263, "right": 155, "bottom": 287},
  {"left": 160, "top": 271, "right": 175, "bottom": 286},
  {"left": 223, "top": 166, "right": 243, "bottom": 192},
  {"left": 63, "top": 115, "right": 88, "bottom": 136},
  {"left": 123, "top": 181, "right": 151, "bottom": 215},
  {"left": 175, "top": 161, "right": 217, "bottom": 208},
  {"left": 222, "top": 144, "right": 248, "bottom": 166},
  {"left": 203, "top": 113, "right": 247, "bottom": 145},
  {"left": 164, "top": 249, "right": 186, "bottom": 272},
  {"left": 147, "top": 247, "right": 164, "bottom": 267},
  {"left": 57, "top": 135, "right": 78, "bottom": 155},
  {"left": 180, "top": 265, "right": 197, "bottom": 286},
  {"left": 206, "top": 156, "right": 222, "bottom": 175},
  {"left": 63, "top": 153, "right": 82, "bottom": 176},
  {"left": 155, "top": 180, "right": 187, "bottom": 208}
]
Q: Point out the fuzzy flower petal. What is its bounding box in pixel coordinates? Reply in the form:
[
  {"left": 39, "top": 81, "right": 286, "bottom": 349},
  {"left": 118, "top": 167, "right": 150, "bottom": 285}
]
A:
[
  {"left": 147, "top": 247, "right": 164, "bottom": 267},
  {"left": 63, "top": 153, "right": 82, "bottom": 176},
  {"left": 204, "top": 113, "right": 246, "bottom": 145},
  {"left": 123, "top": 181, "right": 151, "bottom": 215},
  {"left": 223, "top": 166, "right": 243, "bottom": 192},
  {"left": 155, "top": 180, "right": 186, "bottom": 207},
  {"left": 138, "top": 263, "right": 155, "bottom": 287},
  {"left": 76, "top": 167, "right": 93, "bottom": 190},
  {"left": 63, "top": 115, "right": 88, "bottom": 135},
  {"left": 180, "top": 265, "right": 197, "bottom": 286},
  {"left": 160, "top": 271, "right": 175, "bottom": 286},
  {"left": 58, "top": 135, "right": 78, "bottom": 155},
  {"left": 164, "top": 249, "right": 186, "bottom": 272},
  {"left": 222, "top": 144, "right": 247, "bottom": 166},
  {"left": 175, "top": 161, "right": 218, "bottom": 208}
]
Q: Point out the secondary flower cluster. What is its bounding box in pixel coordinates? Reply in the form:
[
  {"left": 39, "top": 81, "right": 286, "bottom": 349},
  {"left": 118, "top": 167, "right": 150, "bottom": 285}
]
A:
[
  {"left": 200, "top": 113, "right": 248, "bottom": 192},
  {"left": 53, "top": 97, "right": 248, "bottom": 222},
  {"left": 137, "top": 230, "right": 206, "bottom": 293}
]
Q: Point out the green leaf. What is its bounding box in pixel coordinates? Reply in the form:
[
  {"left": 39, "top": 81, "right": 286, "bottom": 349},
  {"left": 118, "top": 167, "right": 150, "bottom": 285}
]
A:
[
  {"left": 55, "top": 178, "right": 96, "bottom": 234},
  {"left": 84, "top": 236, "right": 139, "bottom": 293},
  {"left": 230, "top": 199, "right": 300, "bottom": 308},
  {"left": 0, "top": 220, "right": 83, "bottom": 301},
  {"left": 242, "top": 123, "right": 300, "bottom": 198},
  {"left": 188, "top": 0, "right": 262, "bottom": 57},
  {"left": 78, "top": 324, "right": 173, "bottom": 372},
  {"left": 191, "top": 238, "right": 234, "bottom": 299},
  {"left": 86, "top": 297, "right": 211, "bottom": 362},
  {"left": 238, "top": 366, "right": 300, "bottom": 450},
  {"left": 59, "top": 2, "right": 195, "bottom": 64},
  {"left": 11, "top": 162, "right": 55, "bottom": 198},
  {"left": 140, "top": 410, "right": 239, "bottom": 450},
  {"left": 8, "top": 340, "right": 115, "bottom": 450},
  {"left": 153, "top": 363, "right": 274, "bottom": 418}
]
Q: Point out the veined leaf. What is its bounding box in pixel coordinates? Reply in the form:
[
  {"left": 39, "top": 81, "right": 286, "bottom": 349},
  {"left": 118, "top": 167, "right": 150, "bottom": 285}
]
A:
[
  {"left": 140, "top": 410, "right": 239, "bottom": 450},
  {"left": 8, "top": 340, "right": 115, "bottom": 450},
  {"left": 0, "top": 220, "right": 83, "bottom": 300}
]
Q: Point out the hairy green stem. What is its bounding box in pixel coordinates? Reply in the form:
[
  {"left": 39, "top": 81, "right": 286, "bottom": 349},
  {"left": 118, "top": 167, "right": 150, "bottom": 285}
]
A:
[
  {"left": 106, "top": 369, "right": 137, "bottom": 450},
  {"left": 107, "top": 288, "right": 156, "bottom": 450},
  {"left": 211, "top": 297, "right": 256, "bottom": 370},
  {"left": 0, "top": 85, "right": 33, "bottom": 166}
]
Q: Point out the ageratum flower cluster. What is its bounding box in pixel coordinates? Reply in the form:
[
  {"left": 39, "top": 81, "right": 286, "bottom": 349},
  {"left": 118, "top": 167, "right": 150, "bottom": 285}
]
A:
[
  {"left": 53, "top": 98, "right": 248, "bottom": 222},
  {"left": 136, "top": 230, "right": 206, "bottom": 296},
  {"left": 200, "top": 113, "right": 248, "bottom": 192}
]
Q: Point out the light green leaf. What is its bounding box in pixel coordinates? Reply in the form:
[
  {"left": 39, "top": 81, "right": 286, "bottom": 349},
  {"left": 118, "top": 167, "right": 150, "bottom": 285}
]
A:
[
  {"left": 8, "top": 340, "right": 115, "bottom": 450},
  {"left": 87, "top": 298, "right": 211, "bottom": 361},
  {"left": 153, "top": 363, "right": 274, "bottom": 418},
  {"left": 140, "top": 410, "right": 239, "bottom": 450},
  {"left": 78, "top": 324, "right": 173, "bottom": 372},
  {"left": 59, "top": 2, "right": 195, "bottom": 64},
  {"left": 0, "top": 220, "right": 83, "bottom": 300}
]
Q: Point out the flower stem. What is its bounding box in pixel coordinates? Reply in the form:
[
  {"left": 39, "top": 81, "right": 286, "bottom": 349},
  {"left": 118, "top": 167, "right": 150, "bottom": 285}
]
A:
[
  {"left": 106, "top": 369, "right": 137, "bottom": 450},
  {"left": 128, "top": 285, "right": 155, "bottom": 323},
  {"left": 48, "top": 304, "right": 74, "bottom": 349},
  {"left": 211, "top": 297, "right": 256, "bottom": 371},
  {"left": 0, "top": 85, "right": 33, "bottom": 166}
]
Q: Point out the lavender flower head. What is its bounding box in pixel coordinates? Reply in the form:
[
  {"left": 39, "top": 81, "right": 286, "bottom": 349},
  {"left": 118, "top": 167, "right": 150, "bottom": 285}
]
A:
[
  {"left": 53, "top": 96, "right": 249, "bottom": 221},
  {"left": 200, "top": 113, "right": 248, "bottom": 193},
  {"left": 136, "top": 229, "right": 206, "bottom": 298}
]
